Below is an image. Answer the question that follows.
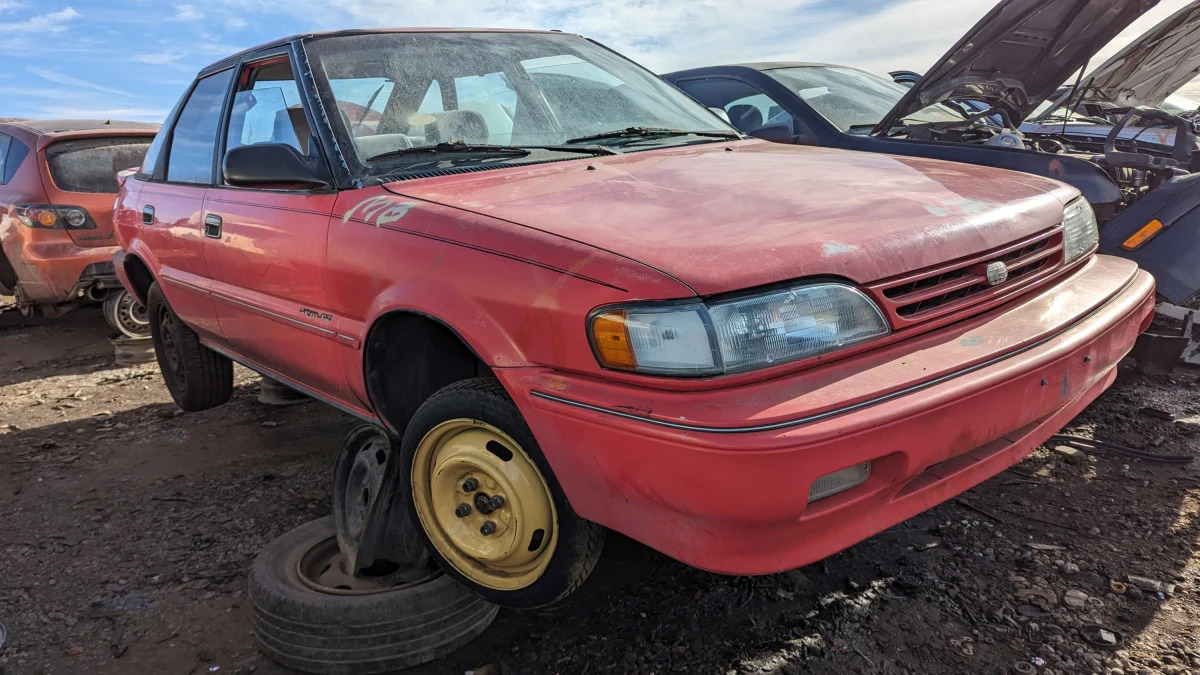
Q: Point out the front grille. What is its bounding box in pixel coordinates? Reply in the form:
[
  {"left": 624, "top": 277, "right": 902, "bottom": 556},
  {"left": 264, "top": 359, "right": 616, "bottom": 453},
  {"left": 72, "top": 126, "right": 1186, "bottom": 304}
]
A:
[{"left": 866, "top": 229, "right": 1063, "bottom": 328}]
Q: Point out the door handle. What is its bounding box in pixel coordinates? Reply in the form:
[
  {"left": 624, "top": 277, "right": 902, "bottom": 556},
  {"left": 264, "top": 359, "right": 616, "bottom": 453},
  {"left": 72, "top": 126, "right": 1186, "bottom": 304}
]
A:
[
  {"left": 204, "top": 214, "right": 222, "bottom": 239},
  {"left": 142, "top": 206, "right": 155, "bottom": 225}
]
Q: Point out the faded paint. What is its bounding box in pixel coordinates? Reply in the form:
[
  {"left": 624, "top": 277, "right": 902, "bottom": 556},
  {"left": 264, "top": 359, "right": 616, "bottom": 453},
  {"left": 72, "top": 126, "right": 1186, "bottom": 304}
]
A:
[
  {"left": 386, "top": 141, "right": 1077, "bottom": 294},
  {"left": 822, "top": 241, "right": 859, "bottom": 256}
]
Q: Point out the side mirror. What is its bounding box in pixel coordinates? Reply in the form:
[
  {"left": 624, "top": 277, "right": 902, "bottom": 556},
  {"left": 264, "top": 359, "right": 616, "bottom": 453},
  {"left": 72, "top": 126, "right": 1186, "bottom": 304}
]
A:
[
  {"left": 223, "top": 143, "right": 331, "bottom": 189},
  {"left": 747, "top": 122, "right": 797, "bottom": 143}
]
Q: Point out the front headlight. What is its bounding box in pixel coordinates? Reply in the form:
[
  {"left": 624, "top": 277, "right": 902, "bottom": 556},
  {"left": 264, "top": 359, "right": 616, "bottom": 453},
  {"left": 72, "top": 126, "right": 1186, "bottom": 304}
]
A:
[
  {"left": 1062, "top": 197, "right": 1099, "bottom": 262},
  {"left": 590, "top": 283, "right": 890, "bottom": 376}
]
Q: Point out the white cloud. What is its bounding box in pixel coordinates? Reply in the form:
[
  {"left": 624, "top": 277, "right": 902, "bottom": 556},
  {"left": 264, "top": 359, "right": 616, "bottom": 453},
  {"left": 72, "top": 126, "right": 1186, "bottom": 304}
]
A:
[
  {"left": 27, "top": 66, "right": 132, "bottom": 97},
  {"left": 32, "top": 104, "right": 168, "bottom": 121},
  {"left": 0, "top": 1, "right": 27, "bottom": 13},
  {"left": 226, "top": 16, "right": 247, "bottom": 30},
  {"left": 135, "top": 48, "right": 189, "bottom": 65},
  {"left": 0, "top": 6, "right": 80, "bottom": 34},
  {"left": 207, "top": 0, "right": 1196, "bottom": 81},
  {"left": 170, "top": 4, "right": 203, "bottom": 22}
]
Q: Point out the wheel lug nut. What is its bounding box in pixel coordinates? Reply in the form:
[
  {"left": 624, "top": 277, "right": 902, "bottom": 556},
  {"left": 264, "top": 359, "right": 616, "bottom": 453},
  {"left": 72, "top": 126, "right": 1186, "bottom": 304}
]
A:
[
  {"left": 455, "top": 503, "right": 471, "bottom": 518},
  {"left": 480, "top": 521, "right": 497, "bottom": 536},
  {"left": 462, "top": 478, "right": 479, "bottom": 492},
  {"left": 490, "top": 495, "right": 505, "bottom": 510}
]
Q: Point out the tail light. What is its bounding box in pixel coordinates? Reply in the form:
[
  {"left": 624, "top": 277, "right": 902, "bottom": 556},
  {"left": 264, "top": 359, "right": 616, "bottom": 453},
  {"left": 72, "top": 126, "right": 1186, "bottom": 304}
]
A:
[{"left": 14, "top": 204, "right": 97, "bottom": 230}]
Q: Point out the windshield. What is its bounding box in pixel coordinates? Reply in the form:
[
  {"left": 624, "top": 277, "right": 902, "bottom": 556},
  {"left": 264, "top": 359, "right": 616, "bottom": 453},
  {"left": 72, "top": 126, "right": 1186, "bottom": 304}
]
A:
[
  {"left": 304, "top": 32, "right": 734, "bottom": 173},
  {"left": 764, "top": 66, "right": 965, "bottom": 133}
]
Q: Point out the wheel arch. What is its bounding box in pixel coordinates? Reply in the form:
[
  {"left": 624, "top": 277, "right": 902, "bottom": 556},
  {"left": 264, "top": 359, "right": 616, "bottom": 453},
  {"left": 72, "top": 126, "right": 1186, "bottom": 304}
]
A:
[
  {"left": 119, "top": 250, "right": 156, "bottom": 305},
  {"left": 363, "top": 309, "right": 495, "bottom": 437}
]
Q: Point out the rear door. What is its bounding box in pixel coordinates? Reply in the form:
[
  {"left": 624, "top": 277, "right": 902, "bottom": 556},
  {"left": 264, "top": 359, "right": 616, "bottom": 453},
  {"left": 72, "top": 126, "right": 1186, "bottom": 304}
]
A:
[
  {"left": 41, "top": 134, "right": 156, "bottom": 248},
  {"left": 201, "top": 51, "right": 345, "bottom": 396},
  {"left": 137, "top": 68, "right": 235, "bottom": 338}
]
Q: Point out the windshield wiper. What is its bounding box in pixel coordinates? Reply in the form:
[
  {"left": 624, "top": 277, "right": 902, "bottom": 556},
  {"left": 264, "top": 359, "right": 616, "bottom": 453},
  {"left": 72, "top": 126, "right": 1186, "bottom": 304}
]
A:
[
  {"left": 367, "top": 142, "right": 531, "bottom": 163},
  {"left": 522, "top": 144, "right": 622, "bottom": 155},
  {"left": 367, "top": 141, "right": 622, "bottom": 163},
  {"left": 564, "top": 127, "right": 741, "bottom": 144}
]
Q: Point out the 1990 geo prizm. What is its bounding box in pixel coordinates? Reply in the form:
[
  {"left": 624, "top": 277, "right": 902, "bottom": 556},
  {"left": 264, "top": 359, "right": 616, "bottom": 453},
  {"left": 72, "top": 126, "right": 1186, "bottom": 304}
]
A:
[{"left": 111, "top": 27, "right": 1156, "bottom": 608}]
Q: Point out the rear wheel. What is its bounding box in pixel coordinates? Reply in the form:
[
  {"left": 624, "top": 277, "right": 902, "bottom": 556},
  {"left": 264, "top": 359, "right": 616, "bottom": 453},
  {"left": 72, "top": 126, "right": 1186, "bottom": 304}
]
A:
[
  {"left": 147, "top": 282, "right": 232, "bottom": 411},
  {"left": 400, "top": 377, "right": 604, "bottom": 609},
  {"left": 103, "top": 288, "right": 151, "bottom": 339}
]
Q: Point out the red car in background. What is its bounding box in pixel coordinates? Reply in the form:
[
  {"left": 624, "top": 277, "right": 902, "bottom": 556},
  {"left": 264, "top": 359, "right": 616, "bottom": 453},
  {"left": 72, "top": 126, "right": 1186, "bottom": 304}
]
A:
[
  {"left": 113, "top": 28, "right": 1155, "bottom": 610},
  {"left": 0, "top": 119, "right": 157, "bottom": 337}
]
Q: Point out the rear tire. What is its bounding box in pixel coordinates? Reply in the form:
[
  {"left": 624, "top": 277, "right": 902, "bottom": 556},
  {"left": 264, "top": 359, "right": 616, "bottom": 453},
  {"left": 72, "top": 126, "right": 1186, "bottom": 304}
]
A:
[
  {"left": 147, "top": 282, "right": 232, "bottom": 411},
  {"left": 249, "top": 517, "right": 498, "bottom": 674},
  {"left": 103, "top": 288, "right": 151, "bottom": 339}
]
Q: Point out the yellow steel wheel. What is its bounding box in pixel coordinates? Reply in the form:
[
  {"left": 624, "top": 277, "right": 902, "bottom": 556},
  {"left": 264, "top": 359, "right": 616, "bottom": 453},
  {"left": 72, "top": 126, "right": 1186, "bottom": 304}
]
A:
[{"left": 410, "top": 419, "right": 558, "bottom": 591}]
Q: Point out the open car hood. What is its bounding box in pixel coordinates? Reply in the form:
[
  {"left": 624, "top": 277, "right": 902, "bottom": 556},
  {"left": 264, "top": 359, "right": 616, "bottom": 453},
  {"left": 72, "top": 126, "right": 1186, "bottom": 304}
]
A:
[
  {"left": 1072, "top": 0, "right": 1200, "bottom": 110},
  {"left": 873, "top": 0, "right": 1158, "bottom": 135}
]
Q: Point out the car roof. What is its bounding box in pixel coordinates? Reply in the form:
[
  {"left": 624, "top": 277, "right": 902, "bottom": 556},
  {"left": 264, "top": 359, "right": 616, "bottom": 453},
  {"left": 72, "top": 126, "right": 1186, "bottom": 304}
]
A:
[
  {"left": 664, "top": 62, "right": 854, "bottom": 78},
  {"left": 2, "top": 119, "right": 159, "bottom": 135},
  {"left": 200, "top": 27, "right": 571, "bottom": 75}
]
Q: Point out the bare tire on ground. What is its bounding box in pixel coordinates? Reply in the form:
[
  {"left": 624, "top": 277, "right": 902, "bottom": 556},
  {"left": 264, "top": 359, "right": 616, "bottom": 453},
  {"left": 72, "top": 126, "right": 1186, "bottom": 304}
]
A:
[
  {"left": 146, "top": 282, "right": 232, "bottom": 411},
  {"left": 249, "top": 516, "right": 498, "bottom": 674},
  {"left": 102, "top": 288, "right": 151, "bottom": 338},
  {"left": 401, "top": 377, "right": 606, "bottom": 609}
]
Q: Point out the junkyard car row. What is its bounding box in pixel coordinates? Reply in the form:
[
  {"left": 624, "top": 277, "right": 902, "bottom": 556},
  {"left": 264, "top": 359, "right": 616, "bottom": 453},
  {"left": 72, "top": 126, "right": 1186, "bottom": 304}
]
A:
[{"left": 2, "top": 0, "right": 1198, "bottom": 672}]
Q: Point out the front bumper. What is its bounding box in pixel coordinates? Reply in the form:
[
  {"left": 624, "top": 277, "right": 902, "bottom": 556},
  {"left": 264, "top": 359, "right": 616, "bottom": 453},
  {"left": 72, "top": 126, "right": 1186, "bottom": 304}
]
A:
[{"left": 497, "top": 255, "right": 1155, "bottom": 575}]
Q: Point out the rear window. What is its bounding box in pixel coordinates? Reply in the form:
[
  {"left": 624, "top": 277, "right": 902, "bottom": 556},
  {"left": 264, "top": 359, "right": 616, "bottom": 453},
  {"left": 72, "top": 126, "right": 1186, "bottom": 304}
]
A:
[{"left": 45, "top": 137, "right": 154, "bottom": 194}]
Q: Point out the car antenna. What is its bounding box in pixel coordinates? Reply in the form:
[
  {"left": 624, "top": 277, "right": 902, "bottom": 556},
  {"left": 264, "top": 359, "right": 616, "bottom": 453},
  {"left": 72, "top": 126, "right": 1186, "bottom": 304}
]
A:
[{"left": 1062, "top": 58, "right": 1090, "bottom": 137}]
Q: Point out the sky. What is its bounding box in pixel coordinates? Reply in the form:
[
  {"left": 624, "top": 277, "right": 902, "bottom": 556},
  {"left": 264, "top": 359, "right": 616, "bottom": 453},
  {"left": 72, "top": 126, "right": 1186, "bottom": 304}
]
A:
[{"left": 0, "top": 0, "right": 1195, "bottom": 123}]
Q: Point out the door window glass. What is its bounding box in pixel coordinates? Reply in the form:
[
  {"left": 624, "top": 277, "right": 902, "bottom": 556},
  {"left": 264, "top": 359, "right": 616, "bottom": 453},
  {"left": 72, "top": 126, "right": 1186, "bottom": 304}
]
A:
[
  {"left": 0, "top": 133, "right": 10, "bottom": 184},
  {"left": 225, "top": 58, "right": 311, "bottom": 160},
  {"left": 3, "top": 137, "right": 28, "bottom": 184},
  {"left": 167, "top": 68, "right": 234, "bottom": 184}
]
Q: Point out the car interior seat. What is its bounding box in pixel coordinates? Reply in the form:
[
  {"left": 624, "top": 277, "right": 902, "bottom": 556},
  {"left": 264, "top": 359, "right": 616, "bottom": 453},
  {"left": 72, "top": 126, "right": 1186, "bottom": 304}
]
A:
[
  {"left": 429, "top": 110, "right": 489, "bottom": 144},
  {"left": 727, "top": 105, "right": 764, "bottom": 133}
]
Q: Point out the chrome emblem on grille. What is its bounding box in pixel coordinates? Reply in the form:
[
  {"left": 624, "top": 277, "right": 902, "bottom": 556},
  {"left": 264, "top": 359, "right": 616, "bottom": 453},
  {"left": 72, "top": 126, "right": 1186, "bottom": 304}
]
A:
[{"left": 985, "top": 261, "right": 1009, "bottom": 286}]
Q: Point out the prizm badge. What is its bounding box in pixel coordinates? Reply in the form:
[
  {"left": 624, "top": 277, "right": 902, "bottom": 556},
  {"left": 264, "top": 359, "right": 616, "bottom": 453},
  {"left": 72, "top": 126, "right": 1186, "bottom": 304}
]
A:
[
  {"left": 300, "top": 308, "right": 334, "bottom": 322},
  {"left": 985, "top": 261, "right": 1009, "bottom": 286}
]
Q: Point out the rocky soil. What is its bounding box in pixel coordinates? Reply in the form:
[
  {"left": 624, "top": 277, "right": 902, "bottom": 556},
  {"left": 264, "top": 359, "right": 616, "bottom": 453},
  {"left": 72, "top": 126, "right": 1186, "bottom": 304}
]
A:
[{"left": 1, "top": 306, "right": 1198, "bottom": 675}]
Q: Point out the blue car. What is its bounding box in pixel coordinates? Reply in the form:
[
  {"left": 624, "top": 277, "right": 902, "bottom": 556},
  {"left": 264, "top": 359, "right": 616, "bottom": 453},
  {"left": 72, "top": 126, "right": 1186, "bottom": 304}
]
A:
[{"left": 664, "top": 0, "right": 1200, "bottom": 305}]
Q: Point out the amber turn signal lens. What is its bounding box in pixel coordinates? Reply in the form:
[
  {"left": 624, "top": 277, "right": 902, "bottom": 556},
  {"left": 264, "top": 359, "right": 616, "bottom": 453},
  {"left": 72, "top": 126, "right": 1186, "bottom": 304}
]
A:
[
  {"left": 1121, "top": 219, "right": 1163, "bottom": 250},
  {"left": 590, "top": 311, "right": 637, "bottom": 370},
  {"left": 36, "top": 210, "right": 57, "bottom": 227}
]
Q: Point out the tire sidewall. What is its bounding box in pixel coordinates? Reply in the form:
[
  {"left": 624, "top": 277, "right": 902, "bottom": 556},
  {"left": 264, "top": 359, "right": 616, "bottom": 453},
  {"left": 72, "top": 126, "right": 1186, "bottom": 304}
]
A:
[
  {"left": 147, "top": 283, "right": 188, "bottom": 402},
  {"left": 399, "top": 379, "right": 598, "bottom": 609}
]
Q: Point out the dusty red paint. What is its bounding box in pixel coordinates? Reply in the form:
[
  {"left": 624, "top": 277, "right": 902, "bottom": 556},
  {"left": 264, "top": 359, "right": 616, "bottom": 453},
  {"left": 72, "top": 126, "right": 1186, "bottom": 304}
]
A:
[
  {"left": 0, "top": 121, "right": 156, "bottom": 310},
  {"left": 115, "top": 83, "right": 1154, "bottom": 576}
]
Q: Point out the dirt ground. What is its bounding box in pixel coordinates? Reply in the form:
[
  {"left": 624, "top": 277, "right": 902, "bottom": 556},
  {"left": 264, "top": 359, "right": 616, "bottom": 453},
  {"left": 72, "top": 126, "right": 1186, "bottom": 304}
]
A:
[{"left": 1, "top": 307, "right": 1198, "bottom": 675}]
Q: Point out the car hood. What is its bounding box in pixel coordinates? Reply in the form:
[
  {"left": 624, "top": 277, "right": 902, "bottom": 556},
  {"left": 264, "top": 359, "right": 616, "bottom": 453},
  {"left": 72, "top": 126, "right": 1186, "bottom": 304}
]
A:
[
  {"left": 384, "top": 142, "right": 1077, "bottom": 296},
  {"left": 1073, "top": 0, "right": 1200, "bottom": 109},
  {"left": 873, "top": 0, "right": 1157, "bottom": 134}
]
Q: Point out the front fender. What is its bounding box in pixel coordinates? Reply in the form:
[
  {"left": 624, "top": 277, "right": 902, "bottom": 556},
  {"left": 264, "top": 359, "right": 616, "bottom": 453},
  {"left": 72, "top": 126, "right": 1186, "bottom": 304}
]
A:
[
  {"left": 1101, "top": 173, "right": 1200, "bottom": 304},
  {"left": 362, "top": 278, "right": 530, "bottom": 368}
]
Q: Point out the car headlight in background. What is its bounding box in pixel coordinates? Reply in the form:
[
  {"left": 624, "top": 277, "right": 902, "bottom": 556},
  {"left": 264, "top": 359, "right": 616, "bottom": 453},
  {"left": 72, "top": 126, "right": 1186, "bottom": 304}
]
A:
[
  {"left": 590, "top": 283, "right": 890, "bottom": 376},
  {"left": 1062, "top": 197, "right": 1099, "bottom": 262}
]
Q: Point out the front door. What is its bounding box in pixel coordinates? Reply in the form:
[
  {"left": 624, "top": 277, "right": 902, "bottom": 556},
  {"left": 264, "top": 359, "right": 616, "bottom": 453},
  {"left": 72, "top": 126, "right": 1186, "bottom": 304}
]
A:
[{"left": 201, "top": 52, "right": 346, "bottom": 397}]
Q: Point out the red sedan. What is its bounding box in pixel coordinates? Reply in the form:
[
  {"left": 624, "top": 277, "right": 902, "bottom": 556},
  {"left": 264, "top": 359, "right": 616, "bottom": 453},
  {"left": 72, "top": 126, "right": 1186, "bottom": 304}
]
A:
[{"left": 112, "top": 28, "right": 1155, "bottom": 609}]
